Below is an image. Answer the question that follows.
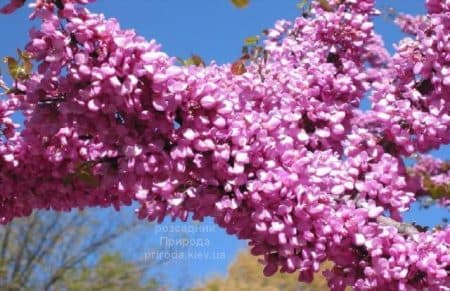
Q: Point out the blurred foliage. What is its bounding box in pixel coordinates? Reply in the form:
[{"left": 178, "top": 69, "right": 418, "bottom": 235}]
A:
[
  {"left": 191, "top": 250, "right": 333, "bottom": 291},
  {"left": 0, "top": 210, "right": 165, "bottom": 291},
  {"left": 61, "top": 253, "right": 162, "bottom": 291}
]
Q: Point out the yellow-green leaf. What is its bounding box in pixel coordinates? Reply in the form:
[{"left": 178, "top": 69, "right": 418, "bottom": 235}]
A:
[
  {"left": 244, "top": 35, "right": 259, "bottom": 46},
  {"left": 3, "top": 49, "right": 33, "bottom": 81},
  {"left": 3, "top": 57, "right": 20, "bottom": 80},
  {"left": 231, "top": 0, "right": 249, "bottom": 8},
  {"left": 19, "top": 49, "right": 32, "bottom": 76}
]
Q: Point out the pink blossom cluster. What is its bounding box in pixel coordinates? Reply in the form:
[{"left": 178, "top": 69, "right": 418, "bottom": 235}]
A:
[
  {"left": 426, "top": 0, "right": 450, "bottom": 14},
  {"left": 370, "top": 1, "right": 450, "bottom": 155},
  {"left": 0, "top": 0, "right": 94, "bottom": 14},
  {"left": 395, "top": 13, "right": 430, "bottom": 36},
  {"left": 0, "top": 0, "right": 449, "bottom": 290}
]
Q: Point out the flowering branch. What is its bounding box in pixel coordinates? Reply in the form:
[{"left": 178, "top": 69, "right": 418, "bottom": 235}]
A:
[{"left": 0, "top": 0, "right": 449, "bottom": 290}]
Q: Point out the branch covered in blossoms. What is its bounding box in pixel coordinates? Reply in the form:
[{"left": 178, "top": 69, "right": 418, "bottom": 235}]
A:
[{"left": 0, "top": 0, "right": 449, "bottom": 290}]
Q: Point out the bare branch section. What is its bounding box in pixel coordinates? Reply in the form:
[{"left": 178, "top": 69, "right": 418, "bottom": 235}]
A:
[
  {"left": 376, "top": 215, "right": 420, "bottom": 236},
  {"left": 353, "top": 198, "right": 421, "bottom": 236}
]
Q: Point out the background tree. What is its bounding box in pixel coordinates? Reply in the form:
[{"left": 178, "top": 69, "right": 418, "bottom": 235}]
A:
[
  {"left": 192, "top": 250, "right": 331, "bottom": 291},
  {"left": 0, "top": 209, "right": 165, "bottom": 290},
  {"left": 61, "top": 253, "right": 163, "bottom": 291}
]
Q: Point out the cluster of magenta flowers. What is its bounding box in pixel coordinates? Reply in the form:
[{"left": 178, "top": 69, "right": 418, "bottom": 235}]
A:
[{"left": 0, "top": 0, "right": 449, "bottom": 290}]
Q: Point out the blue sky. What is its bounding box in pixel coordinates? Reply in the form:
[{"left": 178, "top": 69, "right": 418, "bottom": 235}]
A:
[{"left": 0, "top": 0, "right": 448, "bottom": 289}]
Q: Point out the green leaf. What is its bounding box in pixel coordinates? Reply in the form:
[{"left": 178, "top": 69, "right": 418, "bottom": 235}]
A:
[
  {"left": 231, "top": 0, "right": 249, "bottom": 8},
  {"left": 244, "top": 35, "right": 259, "bottom": 46}
]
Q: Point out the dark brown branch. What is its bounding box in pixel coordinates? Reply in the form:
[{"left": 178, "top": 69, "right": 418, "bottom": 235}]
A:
[
  {"left": 0, "top": 224, "right": 12, "bottom": 286},
  {"left": 10, "top": 213, "right": 40, "bottom": 281},
  {"left": 17, "top": 213, "right": 64, "bottom": 285},
  {"left": 0, "top": 224, "right": 11, "bottom": 261}
]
